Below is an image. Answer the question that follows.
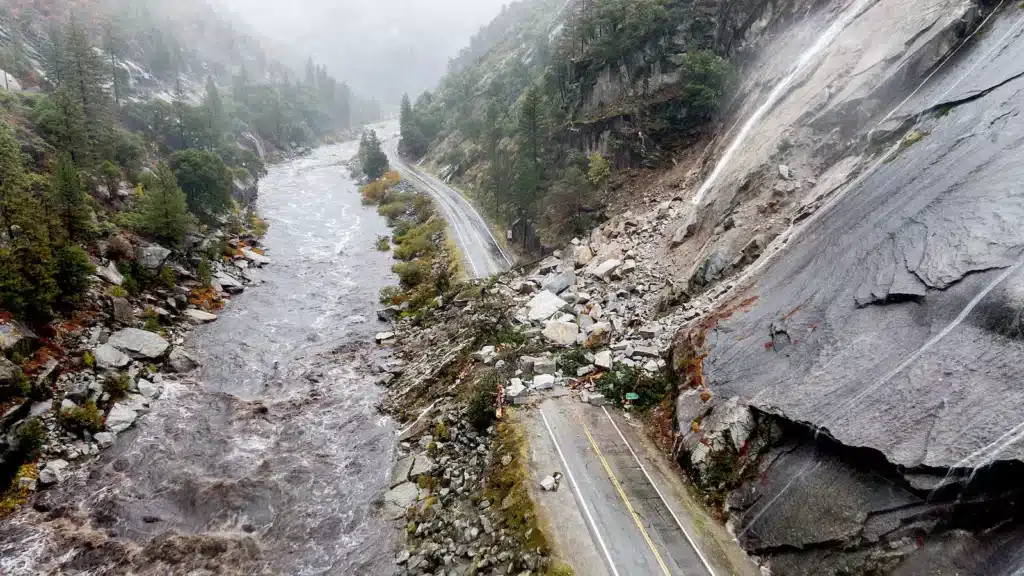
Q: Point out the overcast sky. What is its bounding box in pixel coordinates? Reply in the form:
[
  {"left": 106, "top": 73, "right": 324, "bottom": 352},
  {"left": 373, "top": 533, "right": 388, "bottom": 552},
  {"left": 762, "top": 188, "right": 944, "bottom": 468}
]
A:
[{"left": 215, "top": 0, "right": 510, "bottom": 106}]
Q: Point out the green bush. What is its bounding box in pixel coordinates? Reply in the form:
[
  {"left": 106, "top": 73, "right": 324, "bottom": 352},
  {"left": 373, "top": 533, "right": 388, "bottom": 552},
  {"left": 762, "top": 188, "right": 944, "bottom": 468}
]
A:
[
  {"left": 52, "top": 243, "right": 95, "bottom": 307},
  {"left": 60, "top": 401, "right": 105, "bottom": 434},
  {"left": 158, "top": 266, "right": 176, "bottom": 289},
  {"left": 467, "top": 371, "right": 500, "bottom": 431},
  {"left": 377, "top": 201, "right": 408, "bottom": 222},
  {"left": 376, "top": 235, "right": 391, "bottom": 251},
  {"left": 198, "top": 258, "right": 213, "bottom": 287},
  {"left": 103, "top": 372, "right": 132, "bottom": 399},
  {"left": 13, "top": 418, "right": 46, "bottom": 456},
  {"left": 379, "top": 286, "right": 402, "bottom": 305},
  {"left": 596, "top": 365, "right": 668, "bottom": 410},
  {"left": 83, "top": 350, "right": 95, "bottom": 368},
  {"left": 143, "top": 316, "right": 161, "bottom": 333},
  {"left": 393, "top": 261, "right": 429, "bottom": 288},
  {"left": 0, "top": 368, "right": 31, "bottom": 401}
]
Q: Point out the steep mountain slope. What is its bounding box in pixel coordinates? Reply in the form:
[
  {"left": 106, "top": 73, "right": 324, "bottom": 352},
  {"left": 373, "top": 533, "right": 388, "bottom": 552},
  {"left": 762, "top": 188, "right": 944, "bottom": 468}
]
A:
[{"left": 405, "top": 0, "right": 1024, "bottom": 573}]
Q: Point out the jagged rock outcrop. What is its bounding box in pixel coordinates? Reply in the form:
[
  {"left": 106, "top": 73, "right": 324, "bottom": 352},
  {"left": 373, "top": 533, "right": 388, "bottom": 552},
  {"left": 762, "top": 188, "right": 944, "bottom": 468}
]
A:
[{"left": 666, "top": 1, "right": 1024, "bottom": 573}]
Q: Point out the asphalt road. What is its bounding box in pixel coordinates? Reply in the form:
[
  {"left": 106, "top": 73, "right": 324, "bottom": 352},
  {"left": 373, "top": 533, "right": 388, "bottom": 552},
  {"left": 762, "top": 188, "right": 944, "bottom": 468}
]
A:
[
  {"left": 526, "top": 398, "right": 754, "bottom": 576},
  {"left": 381, "top": 134, "right": 513, "bottom": 278}
]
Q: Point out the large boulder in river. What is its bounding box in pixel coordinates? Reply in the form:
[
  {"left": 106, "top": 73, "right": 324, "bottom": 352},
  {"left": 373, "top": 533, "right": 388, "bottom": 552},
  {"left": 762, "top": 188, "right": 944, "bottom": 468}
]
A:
[
  {"left": 135, "top": 245, "right": 171, "bottom": 270},
  {"left": 167, "top": 348, "right": 199, "bottom": 373},
  {"left": 107, "top": 328, "right": 170, "bottom": 359}
]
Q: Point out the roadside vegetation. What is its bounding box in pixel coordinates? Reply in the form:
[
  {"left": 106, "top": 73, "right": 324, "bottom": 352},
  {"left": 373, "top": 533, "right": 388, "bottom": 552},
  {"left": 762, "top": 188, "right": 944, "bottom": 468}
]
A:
[{"left": 358, "top": 137, "right": 465, "bottom": 326}]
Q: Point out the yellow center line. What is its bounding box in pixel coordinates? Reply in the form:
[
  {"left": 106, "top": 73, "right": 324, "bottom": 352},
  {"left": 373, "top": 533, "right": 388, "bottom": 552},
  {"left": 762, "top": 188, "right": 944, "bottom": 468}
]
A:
[{"left": 579, "top": 411, "right": 673, "bottom": 576}]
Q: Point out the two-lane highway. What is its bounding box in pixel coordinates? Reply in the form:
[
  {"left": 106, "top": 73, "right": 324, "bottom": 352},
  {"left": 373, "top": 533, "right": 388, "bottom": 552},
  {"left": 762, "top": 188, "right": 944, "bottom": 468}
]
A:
[
  {"left": 527, "top": 398, "right": 760, "bottom": 576},
  {"left": 379, "top": 129, "right": 513, "bottom": 278}
]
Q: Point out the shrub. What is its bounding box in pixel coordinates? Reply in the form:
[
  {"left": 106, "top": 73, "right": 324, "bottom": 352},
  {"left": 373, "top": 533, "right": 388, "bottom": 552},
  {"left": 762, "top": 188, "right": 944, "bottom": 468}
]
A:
[
  {"left": 60, "top": 401, "right": 104, "bottom": 434},
  {"left": 377, "top": 201, "right": 408, "bottom": 222},
  {"left": 107, "top": 285, "right": 127, "bottom": 298},
  {"left": 393, "top": 261, "right": 429, "bottom": 288},
  {"left": 158, "top": 266, "right": 176, "bottom": 289},
  {"left": 169, "top": 149, "right": 234, "bottom": 220},
  {"left": 197, "top": 258, "right": 212, "bottom": 288},
  {"left": 143, "top": 316, "right": 161, "bottom": 333},
  {"left": 0, "top": 367, "right": 31, "bottom": 401},
  {"left": 596, "top": 365, "right": 668, "bottom": 410},
  {"left": 379, "top": 286, "right": 402, "bottom": 305},
  {"left": 434, "top": 422, "right": 451, "bottom": 441},
  {"left": 376, "top": 235, "right": 391, "bottom": 251},
  {"left": 101, "top": 160, "right": 121, "bottom": 194},
  {"left": 83, "top": 350, "right": 95, "bottom": 368},
  {"left": 103, "top": 372, "right": 132, "bottom": 399},
  {"left": 13, "top": 418, "right": 46, "bottom": 456},
  {"left": 467, "top": 371, "right": 500, "bottom": 431},
  {"left": 106, "top": 235, "right": 133, "bottom": 261},
  {"left": 53, "top": 243, "right": 95, "bottom": 307}
]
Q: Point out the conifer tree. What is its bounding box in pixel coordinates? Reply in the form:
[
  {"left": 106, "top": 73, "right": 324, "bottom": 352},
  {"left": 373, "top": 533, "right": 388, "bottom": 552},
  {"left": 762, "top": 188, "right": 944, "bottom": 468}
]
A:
[
  {"left": 137, "top": 163, "right": 190, "bottom": 244},
  {"left": 50, "top": 153, "right": 90, "bottom": 242}
]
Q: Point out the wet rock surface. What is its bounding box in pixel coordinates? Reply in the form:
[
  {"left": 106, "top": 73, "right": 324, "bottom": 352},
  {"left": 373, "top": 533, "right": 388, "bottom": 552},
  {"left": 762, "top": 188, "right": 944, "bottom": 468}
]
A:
[{"left": 664, "top": 3, "right": 1024, "bottom": 574}]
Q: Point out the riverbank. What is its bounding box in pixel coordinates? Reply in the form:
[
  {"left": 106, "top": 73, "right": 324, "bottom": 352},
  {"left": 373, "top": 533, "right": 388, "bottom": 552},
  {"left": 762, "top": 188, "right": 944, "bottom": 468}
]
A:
[
  {"left": 0, "top": 210, "right": 271, "bottom": 511},
  {"left": 0, "top": 142, "right": 401, "bottom": 575}
]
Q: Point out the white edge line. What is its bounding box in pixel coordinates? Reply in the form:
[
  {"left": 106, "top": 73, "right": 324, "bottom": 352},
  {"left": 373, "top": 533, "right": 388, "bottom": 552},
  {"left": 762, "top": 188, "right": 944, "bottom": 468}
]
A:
[
  {"left": 602, "top": 406, "right": 718, "bottom": 576},
  {"left": 539, "top": 407, "right": 622, "bottom": 576}
]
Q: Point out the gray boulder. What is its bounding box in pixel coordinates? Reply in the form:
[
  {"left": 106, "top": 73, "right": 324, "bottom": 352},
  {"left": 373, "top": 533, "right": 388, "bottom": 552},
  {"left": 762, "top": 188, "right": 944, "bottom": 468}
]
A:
[
  {"left": 107, "top": 328, "right": 170, "bottom": 359},
  {"left": 0, "top": 320, "right": 38, "bottom": 358},
  {"left": 0, "top": 356, "right": 20, "bottom": 386},
  {"left": 542, "top": 270, "right": 575, "bottom": 295},
  {"left": 105, "top": 403, "right": 138, "bottom": 433},
  {"left": 111, "top": 297, "right": 135, "bottom": 325},
  {"left": 542, "top": 320, "right": 579, "bottom": 346},
  {"left": 214, "top": 272, "right": 244, "bottom": 294},
  {"left": 167, "top": 348, "right": 199, "bottom": 373},
  {"left": 135, "top": 245, "right": 171, "bottom": 270},
  {"left": 95, "top": 262, "right": 124, "bottom": 286},
  {"left": 94, "top": 432, "right": 115, "bottom": 448},
  {"left": 183, "top": 309, "right": 218, "bottom": 323},
  {"left": 93, "top": 343, "right": 130, "bottom": 369},
  {"left": 38, "top": 459, "right": 69, "bottom": 485}
]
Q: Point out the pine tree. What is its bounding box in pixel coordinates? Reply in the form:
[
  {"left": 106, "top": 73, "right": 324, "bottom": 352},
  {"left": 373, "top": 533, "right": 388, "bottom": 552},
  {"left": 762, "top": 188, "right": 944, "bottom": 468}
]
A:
[
  {"left": 201, "top": 76, "right": 224, "bottom": 149},
  {"left": 0, "top": 127, "right": 58, "bottom": 321},
  {"left": 513, "top": 87, "right": 545, "bottom": 222},
  {"left": 399, "top": 93, "right": 427, "bottom": 158},
  {"left": 52, "top": 87, "right": 89, "bottom": 163},
  {"left": 137, "top": 163, "right": 190, "bottom": 244},
  {"left": 103, "top": 23, "right": 121, "bottom": 108},
  {"left": 50, "top": 153, "right": 90, "bottom": 242},
  {"left": 0, "top": 126, "right": 28, "bottom": 239},
  {"left": 358, "top": 130, "right": 389, "bottom": 180},
  {"left": 62, "top": 18, "right": 110, "bottom": 155}
]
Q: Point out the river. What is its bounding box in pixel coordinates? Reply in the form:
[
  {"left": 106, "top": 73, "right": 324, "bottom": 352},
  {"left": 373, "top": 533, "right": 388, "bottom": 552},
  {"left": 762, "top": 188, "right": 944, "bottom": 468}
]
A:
[{"left": 0, "top": 142, "right": 400, "bottom": 575}]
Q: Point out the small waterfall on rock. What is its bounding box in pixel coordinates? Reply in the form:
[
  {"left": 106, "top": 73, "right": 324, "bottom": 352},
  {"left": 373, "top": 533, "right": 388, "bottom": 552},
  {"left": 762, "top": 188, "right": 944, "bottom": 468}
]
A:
[
  {"left": 243, "top": 132, "right": 267, "bottom": 161},
  {"left": 691, "top": 0, "right": 874, "bottom": 206}
]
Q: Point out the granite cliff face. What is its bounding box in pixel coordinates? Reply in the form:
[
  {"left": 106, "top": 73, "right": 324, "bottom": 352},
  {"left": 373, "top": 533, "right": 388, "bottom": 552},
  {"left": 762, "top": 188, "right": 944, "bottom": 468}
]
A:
[{"left": 665, "top": 0, "right": 1024, "bottom": 573}]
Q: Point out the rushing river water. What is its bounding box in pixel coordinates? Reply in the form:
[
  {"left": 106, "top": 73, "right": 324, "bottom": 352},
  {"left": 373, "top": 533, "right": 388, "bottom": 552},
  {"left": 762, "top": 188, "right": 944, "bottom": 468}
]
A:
[{"left": 0, "top": 142, "right": 399, "bottom": 575}]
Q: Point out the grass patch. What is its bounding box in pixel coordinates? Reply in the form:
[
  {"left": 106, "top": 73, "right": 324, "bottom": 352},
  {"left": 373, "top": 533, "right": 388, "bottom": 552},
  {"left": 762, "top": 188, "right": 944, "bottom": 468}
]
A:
[
  {"left": 59, "top": 400, "right": 105, "bottom": 434},
  {"left": 0, "top": 462, "right": 38, "bottom": 517},
  {"left": 485, "top": 413, "right": 551, "bottom": 554}
]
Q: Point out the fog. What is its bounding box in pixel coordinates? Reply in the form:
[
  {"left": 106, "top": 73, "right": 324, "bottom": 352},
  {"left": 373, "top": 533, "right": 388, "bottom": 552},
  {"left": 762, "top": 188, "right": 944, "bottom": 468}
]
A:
[{"left": 216, "top": 0, "right": 510, "bottom": 106}]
